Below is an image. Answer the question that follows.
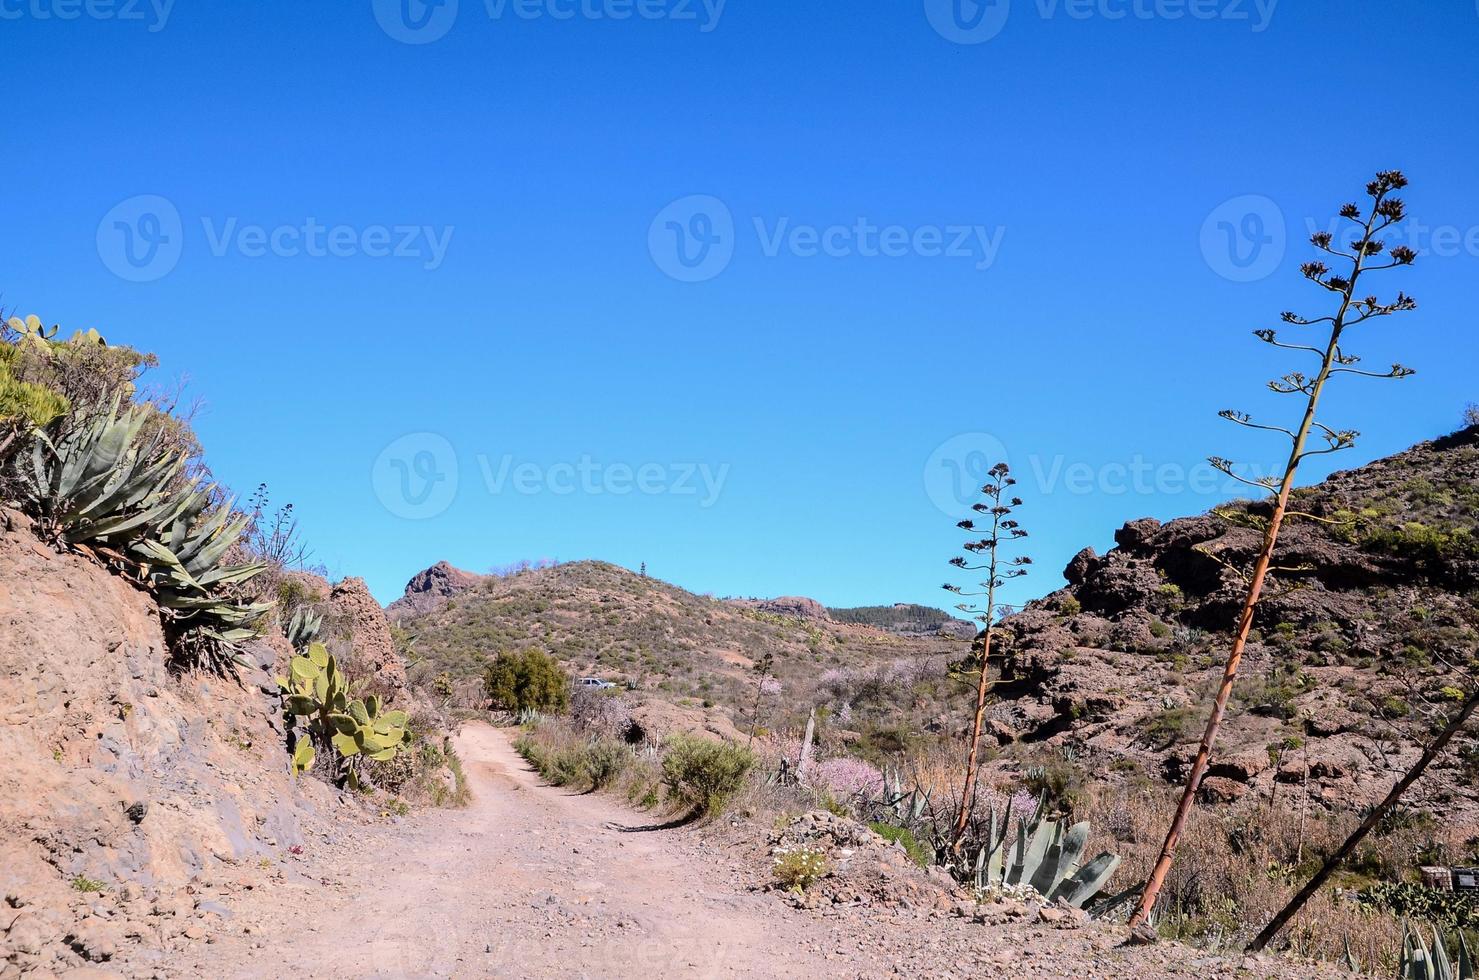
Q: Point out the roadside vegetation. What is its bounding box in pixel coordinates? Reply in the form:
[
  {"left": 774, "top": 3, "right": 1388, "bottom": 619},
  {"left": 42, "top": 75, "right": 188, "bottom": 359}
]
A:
[{"left": 0, "top": 313, "right": 460, "bottom": 810}]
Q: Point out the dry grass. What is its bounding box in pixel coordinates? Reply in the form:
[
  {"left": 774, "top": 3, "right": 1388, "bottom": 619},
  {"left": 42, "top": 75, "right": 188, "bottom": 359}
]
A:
[{"left": 1078, "top": 778, "right": 1475, "bottom": 965}]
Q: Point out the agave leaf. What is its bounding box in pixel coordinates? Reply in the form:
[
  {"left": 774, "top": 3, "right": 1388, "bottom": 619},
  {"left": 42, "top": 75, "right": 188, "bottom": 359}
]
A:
[
  {"left": 1013, "top": 817, "right": 1057, "bottom": 888},
  {"left": 1052, "top": 852, "right": 1121, "bottom": 909},
  {"left": 1435, "top": 927, "right": 1454, "bottom": 980},
  {"left": 1028, "top": 820, "right": 1066, "bottom": 896},
  {"left": 1005, "top": 817, "right": 1028, "bottom": 886},
  {"left": 1459, "top": 931, "right": 1473, "bottom": 980},
  {"left": 196, "top": 561, "right": 270, "bottom": 589},
  {"left": 1058, "top": 821, "right": 1094, "bottom": 880}
]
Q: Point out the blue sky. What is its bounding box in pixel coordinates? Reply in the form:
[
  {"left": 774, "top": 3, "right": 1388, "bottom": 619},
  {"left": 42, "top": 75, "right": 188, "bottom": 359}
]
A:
[{"left": 4, "top": 0, "right": 1477, "bottom": 611}]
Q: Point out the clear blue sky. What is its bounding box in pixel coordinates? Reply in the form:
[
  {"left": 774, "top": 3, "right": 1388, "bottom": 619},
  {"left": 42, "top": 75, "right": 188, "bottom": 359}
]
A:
[{"left": 5, "top": 0, "right": 1477, "bottom": 611}]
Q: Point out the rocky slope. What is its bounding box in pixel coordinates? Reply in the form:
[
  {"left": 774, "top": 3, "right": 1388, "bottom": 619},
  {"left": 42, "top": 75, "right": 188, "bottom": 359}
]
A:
[
  {"left": 983, "top": 425, "right": 1479, "bottom": 821},
  {"left": 0, "top": 506, "right": 351, "bottom": 974}
]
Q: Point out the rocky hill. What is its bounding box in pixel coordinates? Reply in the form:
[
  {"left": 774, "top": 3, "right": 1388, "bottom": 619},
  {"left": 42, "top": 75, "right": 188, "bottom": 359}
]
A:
[
  {"left": 982, "top": 425, "right": 1479, "bottom": 821},
  {"left": 387, "top": 560, "right": 970, "bottom": 736}
]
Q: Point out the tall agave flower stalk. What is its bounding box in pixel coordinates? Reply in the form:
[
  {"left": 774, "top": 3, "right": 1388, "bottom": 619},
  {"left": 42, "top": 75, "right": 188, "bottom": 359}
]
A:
[
  {"left": 1130, "top": 171, "right": 1420, "bottom": 932},
  {"left": 943, "top": 461, "right": 1030, "bottom": 853}
]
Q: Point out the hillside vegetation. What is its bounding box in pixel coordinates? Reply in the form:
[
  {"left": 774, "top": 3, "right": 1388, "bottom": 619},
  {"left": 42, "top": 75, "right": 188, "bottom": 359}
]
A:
[{"left": 390, "top": 559, "right": 970, "bottom": 734}]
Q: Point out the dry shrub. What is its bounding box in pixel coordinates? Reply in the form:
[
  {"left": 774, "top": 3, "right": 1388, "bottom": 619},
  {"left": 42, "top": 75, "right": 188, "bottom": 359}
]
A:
[{"left": 1082, "top": 780, "right": 1420, "bottom": 962}]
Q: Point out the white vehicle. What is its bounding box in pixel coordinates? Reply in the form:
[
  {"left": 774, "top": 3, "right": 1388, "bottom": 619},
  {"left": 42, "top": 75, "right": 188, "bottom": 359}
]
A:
[{"left": 575, "top": 677, "right": 616, "bottom": 690}]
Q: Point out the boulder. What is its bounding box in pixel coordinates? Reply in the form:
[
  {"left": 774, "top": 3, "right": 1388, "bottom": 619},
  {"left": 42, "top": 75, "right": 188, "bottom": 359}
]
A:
[
  {"left": 1063, "top": 547, "right": 1099, "bottom": 586},
  {"left": 1113, "top": 518, "right": 1162, "bottom": 554}
]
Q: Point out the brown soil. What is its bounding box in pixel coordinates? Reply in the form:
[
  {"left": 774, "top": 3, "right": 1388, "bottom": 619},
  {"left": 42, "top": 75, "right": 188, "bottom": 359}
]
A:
[{"left": 151, "top": 724, "right": 1353, "bottom": 980}]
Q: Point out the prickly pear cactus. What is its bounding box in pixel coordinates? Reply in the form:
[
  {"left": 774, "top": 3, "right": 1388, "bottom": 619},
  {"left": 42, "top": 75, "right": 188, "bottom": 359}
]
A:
[{"left": 277, "top": 643, "right": 412, "bottom": 774}]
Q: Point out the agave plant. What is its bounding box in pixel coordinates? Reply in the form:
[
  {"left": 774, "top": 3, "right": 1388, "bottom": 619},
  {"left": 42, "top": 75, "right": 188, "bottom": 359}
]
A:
[
  {"left": 1397, "top": 923, "right": 1475, "bottom": 980},
  {"left": 1342, "top": 923, "right": 1476, "bottom": 979},
  {"left": 284, "top": 606, "right": 324, "bottom": 652},
  {"left": 130, "top": 486, "right": 271, "bottom": 671},
  {"left": 879, "top": 765, "right": 932, "bottom": 826},
  {"left": 969, "top": 794, "right": 1121, "bottom": 910},
  {"left": 20, "top": 398, "right": 189, "bottom": 549},
  {"left": 17, "top": 401, "right": 270, "bottom": 670}
]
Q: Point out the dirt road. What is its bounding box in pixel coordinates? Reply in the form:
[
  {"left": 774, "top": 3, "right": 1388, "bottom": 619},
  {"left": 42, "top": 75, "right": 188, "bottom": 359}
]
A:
[
  {"left": 199, "top": 723, "right": 846, "bottom": 979},
  {"left": 163, "top": 724, "right": 1350, "bottom": 980}
]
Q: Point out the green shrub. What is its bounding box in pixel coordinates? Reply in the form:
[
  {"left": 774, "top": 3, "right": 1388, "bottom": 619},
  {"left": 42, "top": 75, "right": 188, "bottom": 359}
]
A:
[
  {"left": 868, "top": 822, "right": 929, "bottom": 867},
  {"left": 1381, "top": 696, "right": 1411, "bottom": 717},
  {"left": 1145, "top": 706, "right": 1200, "bottom": 749},
  {"left": 1059, "top": 595, "right": 1081, "bottom": 616},
  {"left": 1149, "top": 620, "right": 1171, "bottom": 639},
  {"left": 584, "top": 740, "right": 633, "bottom": 789},
  {"left": 484, "top": 648, "right": 570, "bottom": 713},
  {"left": 661, "top": 734, "right": 755, "bottom": 817}
]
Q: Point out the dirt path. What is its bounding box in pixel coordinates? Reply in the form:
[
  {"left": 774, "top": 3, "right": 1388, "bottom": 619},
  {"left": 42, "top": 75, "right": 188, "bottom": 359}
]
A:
[
  {"left": 195, "top": 723, "right": 845, "bottom": 979},
  {"left": 158, "top": 723, "right": 1354, "bottom": 980}
]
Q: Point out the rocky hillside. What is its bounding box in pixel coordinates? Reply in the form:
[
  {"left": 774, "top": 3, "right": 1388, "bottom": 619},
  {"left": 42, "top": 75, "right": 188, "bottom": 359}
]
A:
[
  {"left": 387, "top": 560, "right": 970, "bottom": 736},
  {"left": 984, "top": 425, "right": 1479, "bottom": 821},
  {"left": 0, "top": 506, "right": 346, "bottom": 972}
]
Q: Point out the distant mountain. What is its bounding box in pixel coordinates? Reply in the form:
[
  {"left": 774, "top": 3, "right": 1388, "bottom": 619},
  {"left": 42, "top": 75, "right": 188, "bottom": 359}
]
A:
[{"left": 829, "top": 604, "right": 977, "bottom": 639}]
